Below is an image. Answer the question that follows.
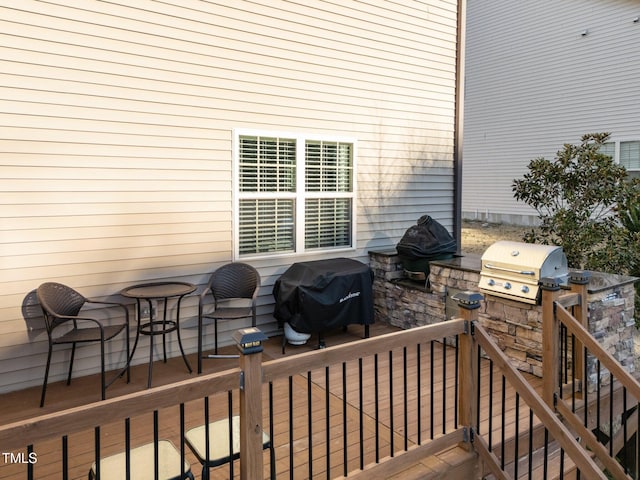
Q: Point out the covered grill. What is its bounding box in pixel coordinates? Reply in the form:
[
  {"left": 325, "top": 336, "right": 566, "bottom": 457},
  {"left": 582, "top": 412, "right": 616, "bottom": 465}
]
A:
[
  {"left": 479, "top": 241, "right": 568, "bottom": 304},
  {"left": 396, "top": 215, "right": 457, "bottom": 281},
  {"left": 273, "top": 258, "right": 374, "bottom": 348}
]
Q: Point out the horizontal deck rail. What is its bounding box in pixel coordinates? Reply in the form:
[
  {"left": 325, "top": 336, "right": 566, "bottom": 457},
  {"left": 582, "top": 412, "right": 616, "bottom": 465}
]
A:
[
  {"left": 261, "top": 319, "right": 466, "bottom": 383},
  {"left": 0, "top": 368, "right": 240, "bottom": 453}
]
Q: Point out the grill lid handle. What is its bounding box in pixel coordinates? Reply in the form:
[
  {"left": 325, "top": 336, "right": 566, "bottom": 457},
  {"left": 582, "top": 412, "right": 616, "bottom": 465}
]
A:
[{"left": 484, "top": 263, "right": 535, "bottom": 276}]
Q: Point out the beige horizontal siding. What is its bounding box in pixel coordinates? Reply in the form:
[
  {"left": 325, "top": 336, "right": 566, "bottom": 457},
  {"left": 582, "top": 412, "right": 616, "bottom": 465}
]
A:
[{"left": 0, "top": 0, "right": 459, "bottom": 394}]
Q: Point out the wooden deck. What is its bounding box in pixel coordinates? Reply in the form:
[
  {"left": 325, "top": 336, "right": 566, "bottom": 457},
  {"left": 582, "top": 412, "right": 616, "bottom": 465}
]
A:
[{"left": 0, "top": 322, "right": 543, "bottom": 479}]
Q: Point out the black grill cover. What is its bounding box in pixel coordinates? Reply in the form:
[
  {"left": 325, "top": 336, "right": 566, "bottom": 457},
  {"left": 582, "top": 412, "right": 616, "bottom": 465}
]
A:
[
  {"left": 273, "top": 258, "right": 374, "bottom": 334},
  {"left": 396, "top": 215, "right": 457, "bottom": 259}
]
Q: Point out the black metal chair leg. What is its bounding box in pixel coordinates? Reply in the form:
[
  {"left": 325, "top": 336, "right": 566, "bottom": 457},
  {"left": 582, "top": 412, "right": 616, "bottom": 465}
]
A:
[
  {"left": 100, "top": 339, "right": 106, "bottom": 400},
  {"left": 125, "top": 324, "right": 131, "bottom": 383},
  {"left": 197, "top": 303, "right": 203, "bottom": 374},
  {"left": 175, "top": 297, "right": 192, "bottom": 373},
  {"left": 148, "top": 327, "right": 154, "bottom": 389},
  {"left": 67, "top": 342, "right": 76, "bottom": 385},
  {"left": 214, "top": 320, "right": 218, "bottom": 355},
  {"left": 40, "top": 346, "right": 53, "bottom": 407},
  {"left": 162, "top": 299, "right": 168, "bottom": 362}
]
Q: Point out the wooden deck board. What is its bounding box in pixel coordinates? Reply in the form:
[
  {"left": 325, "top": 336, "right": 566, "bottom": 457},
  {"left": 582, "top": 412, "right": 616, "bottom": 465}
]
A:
[{"left": 0, "top": 323, "right": 544, "bottom": 479}]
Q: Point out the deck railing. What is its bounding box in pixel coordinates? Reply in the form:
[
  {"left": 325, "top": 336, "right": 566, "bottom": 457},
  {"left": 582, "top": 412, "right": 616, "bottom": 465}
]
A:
[
  {"left": 546, "top": 273, "right": 639, "bottom": 480},
  {"left": 0, "top": 316, "right": 469, "bottom": 479},
  {"left": 1, "top": 275, "right": 638, "bottom": 479},
  {"left": 469, "top": 272, "right": 639, "bottom": 480}
]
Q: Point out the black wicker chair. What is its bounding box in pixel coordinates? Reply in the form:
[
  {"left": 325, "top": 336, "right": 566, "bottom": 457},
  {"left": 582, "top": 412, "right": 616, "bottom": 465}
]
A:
[
  {"left": 197, "top": 263, "right": 260, "bottom": 373},
  {"left": 36, "top": 282, "right": 130, "bottom": 407}
]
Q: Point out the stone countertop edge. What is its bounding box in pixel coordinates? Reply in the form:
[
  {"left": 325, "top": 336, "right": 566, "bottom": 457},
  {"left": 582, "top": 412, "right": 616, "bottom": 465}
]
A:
[{"left": 368, "top": 249, "right": 638, "bottom": 294}]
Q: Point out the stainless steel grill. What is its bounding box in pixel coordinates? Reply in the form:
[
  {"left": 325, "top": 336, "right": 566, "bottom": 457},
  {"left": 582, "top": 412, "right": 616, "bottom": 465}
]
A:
[{"left": 479, "top": 241, "right": 568, "bottom": 304}]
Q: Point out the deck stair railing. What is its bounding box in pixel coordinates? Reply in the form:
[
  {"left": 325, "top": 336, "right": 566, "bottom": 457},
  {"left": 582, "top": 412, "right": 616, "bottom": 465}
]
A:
[
  {"left": 0, "top": 273, "right": 638, "bottom": 479},
  {"left": 472, "top": 271, "right": 640, "bottom": 480},
  {"left": 458, "top": 289, "right": 607, "bottom": 480},
  {"left": 542, "top": 272, "right": 640, "bottom": 479}
]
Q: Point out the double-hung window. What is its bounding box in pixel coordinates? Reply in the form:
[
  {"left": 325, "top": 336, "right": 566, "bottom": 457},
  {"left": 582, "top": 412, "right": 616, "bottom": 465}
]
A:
[
  {"left": 620, "top": 141, "right": 640, "bottom": 179},
  {"left": 601, "top": 140, "right": 640, "bottom": 180},
  {"left": 234, "top": 130, "right": 356, "bottom": 258}
]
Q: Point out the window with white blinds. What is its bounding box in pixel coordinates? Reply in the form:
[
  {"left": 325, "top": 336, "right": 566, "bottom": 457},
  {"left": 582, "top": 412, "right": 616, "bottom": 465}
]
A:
[
  {"left": 620, "top": 141, "right": 640, "bottom": 172},
  {"left": 600, "top": 140, "right": 640, "bottom": 180},
  {"left": 238, "top": 136, "right": 296, "bottom": 193},
  {"left": 305, "top": 198, "right": 352, "bottom": 249},
  {"left": 305, "top": 141, "right": 352, "bottom": 192},
  {"left": 235, "top": 131, "right": 356, "bottom": 257},
  {"left": 238, "top": 198, "right": 296, "bottom": 255},
  {"left": 600, "top": 142, "right": 615, "bottom": 160}
]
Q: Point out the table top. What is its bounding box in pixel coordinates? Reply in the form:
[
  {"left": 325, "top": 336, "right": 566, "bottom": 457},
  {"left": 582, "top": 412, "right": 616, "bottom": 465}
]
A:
[{"left": 120, "top": 281, "right": 196, "bottom": 300}]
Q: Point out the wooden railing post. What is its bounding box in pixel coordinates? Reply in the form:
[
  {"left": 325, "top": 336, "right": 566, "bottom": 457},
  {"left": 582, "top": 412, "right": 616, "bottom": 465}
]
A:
[
  {"left": 541, "top": 277, "right": 561, "bottom": 408},
  {"left": 569, "top": 271, "right": 591, "bottom": 398},
  {"left": 235, "top": 328, "right": 267, "bottom": 480},
  {"left": 456, "top": 291, "right": 483, "bottom": 449}
]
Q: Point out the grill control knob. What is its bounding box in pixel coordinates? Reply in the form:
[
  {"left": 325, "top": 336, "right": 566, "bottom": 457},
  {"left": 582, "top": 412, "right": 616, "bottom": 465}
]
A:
[
  {"left": 487, "top": 279, "right": 495, "bottom": 286},
  {"left": 521, "top": 286, "right": 529, "bottom": 293},
  {"left": 504, "top": 282, "right": 512, "bottom": 290}
]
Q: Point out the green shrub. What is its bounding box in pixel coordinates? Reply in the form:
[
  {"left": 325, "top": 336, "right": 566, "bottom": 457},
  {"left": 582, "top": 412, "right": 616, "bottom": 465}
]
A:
[
  {"left": 618, "top": 186, "right": 640, "bottom": 322},
  {"left": 513, "top": 133, "right": 640, "bottom": 325},
  {"left": 512, "top": 133, "right": 637, "bottom": 272}
]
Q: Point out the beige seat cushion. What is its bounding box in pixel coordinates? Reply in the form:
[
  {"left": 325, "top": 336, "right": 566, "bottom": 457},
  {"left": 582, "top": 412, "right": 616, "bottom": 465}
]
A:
[
  {"left": 89, "top": 440, "right": 191, "bottom": 480},
  {"left": 185, "top": 415, "right": 270, "bottom": 466}
]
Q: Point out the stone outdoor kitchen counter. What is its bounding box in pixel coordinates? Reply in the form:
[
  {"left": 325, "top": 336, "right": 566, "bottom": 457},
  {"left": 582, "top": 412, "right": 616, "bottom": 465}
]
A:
[{"left": 369, "top": 250, "right": 638, "bottom": 380}]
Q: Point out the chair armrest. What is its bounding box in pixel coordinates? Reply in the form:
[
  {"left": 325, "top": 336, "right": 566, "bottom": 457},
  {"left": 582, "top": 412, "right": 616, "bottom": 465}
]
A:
[
  {"left": 198, "top": 285, "right": 213, "bottom": 303},
  {"left": 52, "top": 315, "right": 105, "bottom": 331},
  {"left": 85, "top": 299, "right": 127, "bottom": 308},
  {"left": 84, "top": 300, "right": 130, "bottom": 325}
]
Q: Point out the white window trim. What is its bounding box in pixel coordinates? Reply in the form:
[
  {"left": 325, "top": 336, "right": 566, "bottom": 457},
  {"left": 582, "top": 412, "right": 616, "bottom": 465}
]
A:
[{"left": 232, "top": 128, "right": 358, "bottom": 260}]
